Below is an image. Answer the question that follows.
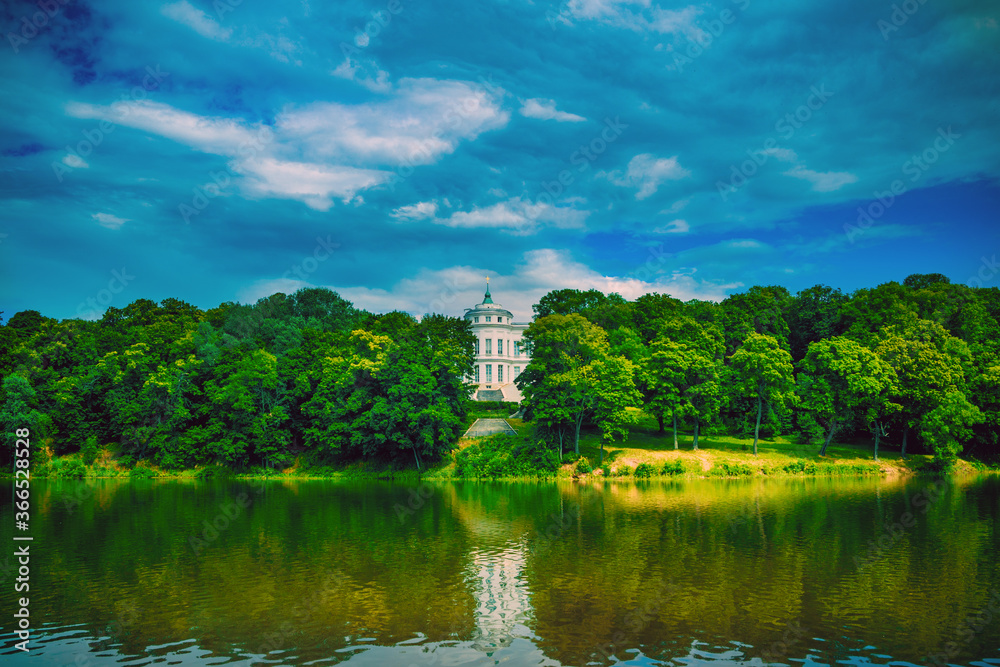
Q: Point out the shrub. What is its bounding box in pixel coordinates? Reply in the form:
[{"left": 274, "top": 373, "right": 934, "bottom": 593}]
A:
[
  {"left": 454, "top": 435, "right": 560, "bottom": 479},
  {"left": 711, "top": 461, "right": 754, "bottom": 477},
  {"left": 600, "top": 464, "right": 611, "bottom": 477},
  {"left": 80, "top": 436, "right": 100, "bottom": 466},
  {"left": 30, "top": 446, "right": 52, "bottom": 477},
  {"left": 816, "top": 462, "right": 883, "bottom": 476},
  {"left": 51, "top": 458, "right": 86, "bottom": 479},
  {"left": 921, "top": 457, "right": 955, "bottom": 474},
  {"left": 116, "top": 454, "right": 136, "bottom": 470},
  {"left": 195, "top": 464, "right": 232, "bottom": 479},
  {"left": 782, "top": 459, "right": 817, "bottom": 474},
  {"left": 575, "top": 457, "right": 593, "bottom": 474},
  {"left": 562, "top": 452, "right": 581, "bottom": 463},
  {"left": 661, "top": 459, "right": 685, "bottom": 476},
  {"left": 634, "top": 463, "right": 655, "bottom": 478},
  {"left": 129, "top": 463, "right": 159, "bottom": 479},
  {"left": 614, "top": 465, "right": 633, "bottom": 477},
  {"left": 244, "top": 465, "right": 283, "bottom": 477}
]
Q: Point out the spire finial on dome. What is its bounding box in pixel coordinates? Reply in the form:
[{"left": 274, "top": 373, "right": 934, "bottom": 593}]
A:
[{"left": 483, "top": 276, "right": 493, "bottom": 304}]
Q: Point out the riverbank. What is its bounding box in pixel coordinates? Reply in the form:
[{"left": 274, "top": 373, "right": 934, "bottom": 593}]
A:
[{"left": 15, "top": 414, "right": 995, "bottom": 481}]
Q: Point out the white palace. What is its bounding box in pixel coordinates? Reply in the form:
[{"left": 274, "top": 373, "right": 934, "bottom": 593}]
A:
[{"left": 464, "top": 280, "right": 530, "bottom": 403}]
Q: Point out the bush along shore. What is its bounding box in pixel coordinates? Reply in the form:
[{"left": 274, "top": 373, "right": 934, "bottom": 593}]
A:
[{"left": 14, "top": 415, "right": 996, "bottom": 482}]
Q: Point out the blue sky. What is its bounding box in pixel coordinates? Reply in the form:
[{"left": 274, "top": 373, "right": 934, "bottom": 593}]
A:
[{"left": 1, "top": 0, "right": 998, "bottom": 321}]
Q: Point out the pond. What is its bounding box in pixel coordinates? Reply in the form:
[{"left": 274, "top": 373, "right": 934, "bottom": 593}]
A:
[{"left": 1, "top": 475, "right": 998, "bottom": 666}]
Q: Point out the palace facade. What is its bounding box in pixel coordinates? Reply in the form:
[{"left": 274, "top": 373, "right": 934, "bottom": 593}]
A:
[{"left": 464, "top": 282, "right": 530, "bottom": 402}]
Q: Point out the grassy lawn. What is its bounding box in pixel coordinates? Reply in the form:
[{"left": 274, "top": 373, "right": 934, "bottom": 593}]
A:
[
  {"left": 561, "top": 410, "right": 967, "bottom": 477},
  {"left": 447, "top": 409, "right": 991, "bottom": 479}
]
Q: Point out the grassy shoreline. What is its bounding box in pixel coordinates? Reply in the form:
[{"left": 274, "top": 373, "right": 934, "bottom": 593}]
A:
[{"left": 13, "top": 413, "right": 996, "bottom": 481}]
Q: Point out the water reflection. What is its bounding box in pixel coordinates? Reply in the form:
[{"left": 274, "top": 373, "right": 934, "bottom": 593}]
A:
[
  {"left": 0, "top": 476, "right": 998, "bottom": 666},
  {"left": 467, "top": 545, "right": 532, "bottom": 653}
]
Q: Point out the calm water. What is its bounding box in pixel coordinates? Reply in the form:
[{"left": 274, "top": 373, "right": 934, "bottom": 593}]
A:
[{"left": 1, "top": 476, "right": 999, "bottom": 666}]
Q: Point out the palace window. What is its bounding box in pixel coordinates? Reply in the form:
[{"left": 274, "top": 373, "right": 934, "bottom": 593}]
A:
[
  {"left": 475, "top": 365, "right": 480, "bottom": 383},
  {"left": 514, "top": 366, "right": 520, "bottom": 378},
  {"left": 498, "top": 365, "right": 504, "bottom": 382},
  {"left": 498, "top": 317, "right": 503, "bottom": 323},
  {"left": 486, "top": 364, "right": 492, "bottom": 383},
  {"left": 514, "top": 341, "right": 520, "bottom": 357},
  {"left": 474, "top": 317, "right": 479, "bottom": 323},
  {"left": 486, "top": 316, "right": 491, "bottom": 322},
  {"left": 497, "top": 339, "right": 503, "bottom": 355},
  {"left": 485, "top": 339, "right": 492, "bottom": 355},
  {"left": 474, "top": 338, "right": 480, "bottom": 355}
]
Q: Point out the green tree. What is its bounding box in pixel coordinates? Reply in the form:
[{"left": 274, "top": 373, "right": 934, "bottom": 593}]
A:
[
  {"left": 0, "top": 376, "right": 46, "bottom": 464},
  {"left": 646, "top": 317, "right": 724, "bottom": 448},
  {"left": 839, "top": 282, "right": 919, "bottom": 345},
  {"left": 301, "top": 318, "right": 472, "bottom": 468},
  {"left": 205, "top": 348, "right": 290, "bottom": 468},
  {"left": 729, "top": 333, "right": 796, "bottom": 456},
  {"left": 609, "top": 327, "right": 653, "bottom": 426},
  {"left": 533, "top": 288, "right": 632, "bottom": 331},
  {"left": 919, "top": 391, "right": 983, "bottom": 461},
  {"left": 719, "top": 286, "right": 791, "bottom": 355},
  {"left": 632, "top": 293, "right": 684, "bottom": 342},
  {"left": 874, "top": 320, "right": 971, "bottom": 457},
  {"left": 517, "top": 314, "right": 639, "bottom": 457},
  {"left": 786, "top": 285, "right": 848, "bottom": 361},
  {"left": 587, "top": 355, "right": 641, "bottom": 463},
  {"left": 646, "top": 340, "right": 686, "bottom": 447},
  {"left": 798, "top": 337, "right": 896, "bottom": 457}
]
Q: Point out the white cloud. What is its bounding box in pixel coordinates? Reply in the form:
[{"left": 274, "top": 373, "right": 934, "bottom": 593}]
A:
[
  {"left": 332, "top": 57, "right": 391, "bottom": 92},
  {"left": 65, "top": 100, "right": 258, "bottom": 156},
  {"left": 161, "top": 1, "right": 232, "bottom": 41},
  {"left": 603, "top": 153, "right": 691, "bottom": 199},
  {"left": 92, "top": 213, "right": 128, "bottom": 230},
  {"left": 70, "top": 81, "right": 503, "bottom": 171},
  {"left": 519, "top": 98, "right": 586, "bottom": 123},
  {"left": 63, "top": 78, "right": 506, "bottom": 210},
  {"left": 564, "top": 1, "right": 707, "bottom": 38},
  {"left": 391, "top": 200, "right": 438, "bottom": 220},
  {"left": 239, "top": 158, "right": 391, "bottom": 211},
  {"left": 783, "top": 166, "right": 858, "bottom": 192},
  {"left": 764, "top": 147, "right": 798, "bottom": 162},
  {"left": 726, "top": 239, "right": 764, "bottom": 249},
  {"left": 433, "top": 197, "right": 588, "bottom": 234},
  {"left": 653, "top": 219, "right": 689, "bottom": 234},
  {"left": 650, "top": 6, "right": 705, "bottom": 40},
  {"left": 326, "top": 248, "right": 738, "bottom": 320},
  {"left": 565, "top": 0, "right": 649, "bottom": 21},
  {"left": 279, "top": 78, "right": 509, "bottom": 166},
  {"left": 161, "top": 2, "right": 301, "bottom": 64},
  {"left": 659, "top": 198, "right": 689, "bottom": 215},
  {"left": 63, "top": 154, "right": 88, "bottom": 169}
]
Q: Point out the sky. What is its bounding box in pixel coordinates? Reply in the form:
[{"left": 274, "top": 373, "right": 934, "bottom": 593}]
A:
[{"left": 1, "top": 0, "right": 998, "bottom": 323}]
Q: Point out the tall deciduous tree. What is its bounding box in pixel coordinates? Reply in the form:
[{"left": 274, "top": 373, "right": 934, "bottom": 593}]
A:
[
  {"left": 719, "top": 286, "right": 791, "bottom": 355},
  {"left": 786, "top": 285, "right": 848, "bottom": 362},
  {"left": 875, "top": 320, "right": 971, "bottom": 457},
  {"left": 919, "top": 391, "right": 983, "bottom": 461},
  {"left": 517, "top": 314, "right": 639, "bottom": 457},
  {"left": 646, "top": 317, "right": 724, "bottom": 449},
  {"left": 0, "top": 375, "right": 46, "bottom": 464},
  {"left": 798, "top": 337, "right": 892, "bottom": 456},
  {"left": 730, "top": 333, "right": 796, "bottom": 456}
]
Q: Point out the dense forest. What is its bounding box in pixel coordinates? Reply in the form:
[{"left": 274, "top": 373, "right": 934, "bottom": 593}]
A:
[{"left": 1, "top": 273, "right": 998, "bottom": 472}]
